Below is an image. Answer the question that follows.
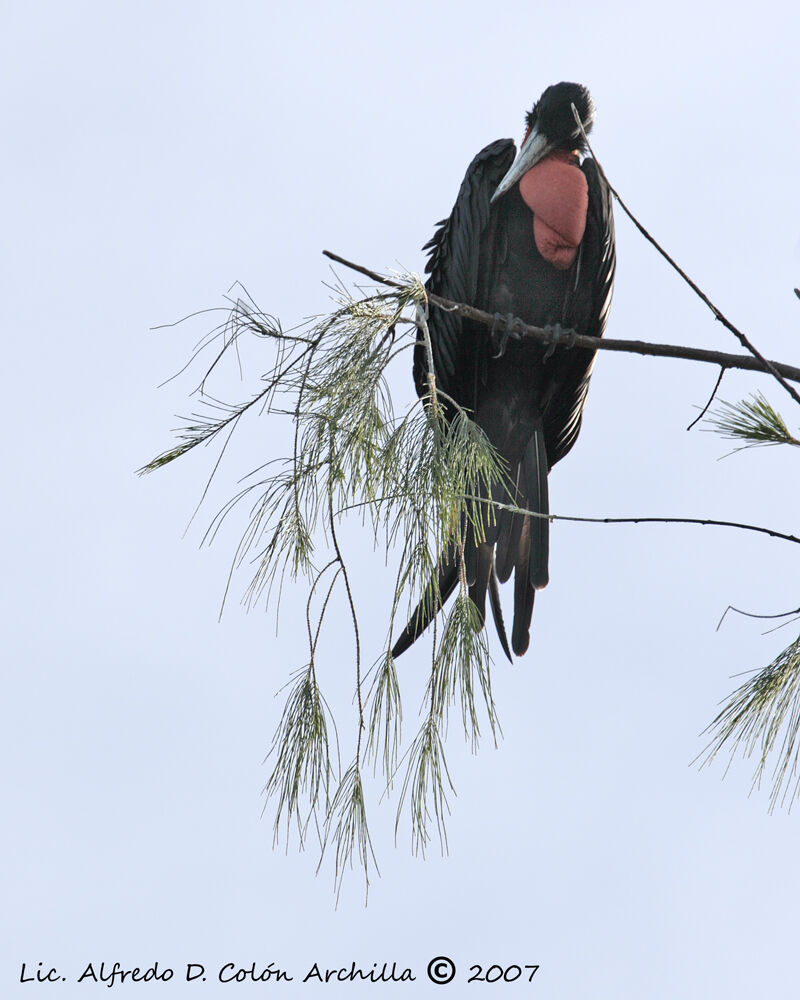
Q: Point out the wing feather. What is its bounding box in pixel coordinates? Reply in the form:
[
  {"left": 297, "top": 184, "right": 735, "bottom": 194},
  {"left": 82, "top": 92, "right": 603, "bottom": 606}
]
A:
[
  {"left": 544, "top": 157, "right": 616, "bottom": 467},
  {"left": 413, "top": 139, "right": 517, "bottom": 405}
]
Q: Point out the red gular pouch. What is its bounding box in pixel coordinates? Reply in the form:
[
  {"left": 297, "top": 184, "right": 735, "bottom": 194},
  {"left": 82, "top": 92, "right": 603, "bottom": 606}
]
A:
[{"left": 518, "top": 149, "right": 588, "bottom": 270}]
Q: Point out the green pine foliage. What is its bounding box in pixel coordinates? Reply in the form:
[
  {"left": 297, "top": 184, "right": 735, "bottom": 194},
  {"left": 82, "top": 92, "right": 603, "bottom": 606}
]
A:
[
  {"left": 706, "top": 392, "right": 800, "bottom": 450},
  {"left": 701, "top": 633, "right": 800, "bottom": 810},
  {"left": 142, "top": 276, "right": 506, "bottom": 896}
]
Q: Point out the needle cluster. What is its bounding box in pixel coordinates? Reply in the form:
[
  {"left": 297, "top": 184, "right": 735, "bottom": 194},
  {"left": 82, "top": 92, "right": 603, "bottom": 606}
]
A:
[{"left": 142, "top": 275, "right": 505, "bottom": 897}]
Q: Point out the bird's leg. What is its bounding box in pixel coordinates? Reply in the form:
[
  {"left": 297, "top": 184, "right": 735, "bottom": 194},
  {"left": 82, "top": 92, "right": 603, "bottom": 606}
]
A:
[
  {"left": 490, "top": 312, "right": 522, "bottom": 358},
  {"left": 542, "top": 323, "right": 578, "bottom": 361}
]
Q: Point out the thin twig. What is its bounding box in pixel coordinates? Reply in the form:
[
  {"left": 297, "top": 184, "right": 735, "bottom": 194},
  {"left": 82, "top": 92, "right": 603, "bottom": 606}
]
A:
[
  {"left": 335, "top": 490, "right": 800, "bottom": 548},
  {"left": 326, "top": 433, "right": 364, "bottom": 762},
  {"left": 464, "top": 495, "right": 800, "bottom": 547},
  {"left": 323, "top": 252, "right": 400, "bottom": 287},
  {"left": 717, "top": 604, "right": 800, "bottom": 631},
  {"left": 305, "top": 559, "right": 340, "bottom": 657},
  {"left": 687, "top": 366, "right": 726, "bottom": 432}
]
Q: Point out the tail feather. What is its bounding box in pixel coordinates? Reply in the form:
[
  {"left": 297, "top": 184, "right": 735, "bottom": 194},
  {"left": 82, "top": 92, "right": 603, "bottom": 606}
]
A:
[
  {"left": 495, "top": 464, "right": 522, "bottom": 584},
  {"left": 523, "top": 422, "right": 550, "bottom": 590},
  {"left": 463, "top": 521, "right": 478, "bottom": 587},
  {"left": 511, "top": 515, "right": 535, "bottom": 656},
  {"left": 468, "top": 543, "right": 493, "bottom": 625},
  {"left": 488, "top": 559, "right": 512, "bottom": 662},
  {"left": 391, "top": 545, "right": 459, "bottom": 658}
]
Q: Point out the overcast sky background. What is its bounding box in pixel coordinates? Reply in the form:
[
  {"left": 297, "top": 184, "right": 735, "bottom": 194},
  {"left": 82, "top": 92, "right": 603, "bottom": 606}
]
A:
[{"left": 4, "top": 1, "right": 800, "bottom": 996}]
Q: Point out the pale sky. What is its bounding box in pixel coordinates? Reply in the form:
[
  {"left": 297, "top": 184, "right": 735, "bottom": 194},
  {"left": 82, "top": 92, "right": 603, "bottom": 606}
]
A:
[{"left": 4, "top": 1, "right": 800, "bottom": 997}]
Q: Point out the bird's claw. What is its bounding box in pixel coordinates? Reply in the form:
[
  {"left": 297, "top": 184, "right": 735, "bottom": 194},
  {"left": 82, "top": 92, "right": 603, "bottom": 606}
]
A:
[
  {"left": 490, "top": 312, "right": 522, "bottom": 359},
  {"left": 542, "top": 324, "right": 578, "bottom": 360}
]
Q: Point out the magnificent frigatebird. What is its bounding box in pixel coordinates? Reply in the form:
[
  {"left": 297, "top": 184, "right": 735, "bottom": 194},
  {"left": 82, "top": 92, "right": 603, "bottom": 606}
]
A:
[{"left": 392, "top": 82, "right": 615, "bottom": 660}]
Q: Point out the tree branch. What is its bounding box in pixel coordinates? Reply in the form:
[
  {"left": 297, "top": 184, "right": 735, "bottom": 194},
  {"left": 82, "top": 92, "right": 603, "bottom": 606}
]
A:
[{"left": 322, "top": 250, "right": 800, "bottom": 387}]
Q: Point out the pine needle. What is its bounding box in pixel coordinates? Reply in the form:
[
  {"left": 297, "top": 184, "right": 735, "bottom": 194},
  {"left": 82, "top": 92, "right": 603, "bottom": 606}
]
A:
[
  {"left": 701, "top": 634, "right": 800, "bottom": 810},
  {"left": 705, "top": 393, "right": 800, "bottom": 451}
]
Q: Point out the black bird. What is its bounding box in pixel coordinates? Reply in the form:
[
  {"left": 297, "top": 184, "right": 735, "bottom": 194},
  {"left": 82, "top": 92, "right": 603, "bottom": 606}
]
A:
[{"left": 392, "top": 82, "right": 615, "bottom": 660}]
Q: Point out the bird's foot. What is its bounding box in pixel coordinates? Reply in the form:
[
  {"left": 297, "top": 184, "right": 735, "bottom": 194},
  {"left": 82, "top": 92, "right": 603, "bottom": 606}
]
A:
[
  {"left": 542, "top": 324, "right": 578, "bottom": 360},
  {"left": 490, "top": 312, "right": 523, "bottom": 358}
]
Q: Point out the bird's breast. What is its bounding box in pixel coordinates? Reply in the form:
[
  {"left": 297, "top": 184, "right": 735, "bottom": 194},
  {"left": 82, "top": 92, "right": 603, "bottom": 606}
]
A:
[{"left": 518, "top": 154, "right": 588, "bottom": 270}]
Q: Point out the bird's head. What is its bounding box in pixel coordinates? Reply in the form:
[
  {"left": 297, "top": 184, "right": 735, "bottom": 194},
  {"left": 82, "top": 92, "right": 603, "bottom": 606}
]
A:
[{"left": 491, "top": 82, "right": 595, "bottom": 203}]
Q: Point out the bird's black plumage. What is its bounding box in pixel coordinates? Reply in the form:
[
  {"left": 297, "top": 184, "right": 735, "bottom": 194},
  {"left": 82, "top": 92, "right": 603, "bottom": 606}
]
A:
[{"left": 393, "top": 82, "right": 615, "bottom": 660}]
